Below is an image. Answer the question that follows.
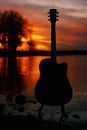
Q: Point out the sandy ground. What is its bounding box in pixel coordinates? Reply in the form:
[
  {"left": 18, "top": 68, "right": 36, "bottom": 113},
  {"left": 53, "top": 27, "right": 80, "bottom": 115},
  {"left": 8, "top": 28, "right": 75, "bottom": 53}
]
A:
[
  {"left": 0, "top": 94, "right": 87, "bottom": 130},
  {"left": 0, "top": 99, "right": 87, "bottom": 130},
  {"left": 0, "top": 112, "right": 87, "bottom": 130}
]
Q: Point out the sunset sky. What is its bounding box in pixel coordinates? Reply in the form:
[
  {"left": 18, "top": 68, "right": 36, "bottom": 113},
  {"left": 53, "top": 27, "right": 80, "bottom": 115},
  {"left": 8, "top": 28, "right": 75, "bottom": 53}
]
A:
[{"left": 0, "top": 0, "right": 87, "bottom": 51}]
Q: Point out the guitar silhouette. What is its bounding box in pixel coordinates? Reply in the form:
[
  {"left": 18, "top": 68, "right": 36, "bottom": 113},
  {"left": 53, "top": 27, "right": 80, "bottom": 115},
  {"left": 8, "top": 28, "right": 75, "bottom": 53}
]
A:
[{"left": 35, "top": 9, "right": 73, "bottom": 121}]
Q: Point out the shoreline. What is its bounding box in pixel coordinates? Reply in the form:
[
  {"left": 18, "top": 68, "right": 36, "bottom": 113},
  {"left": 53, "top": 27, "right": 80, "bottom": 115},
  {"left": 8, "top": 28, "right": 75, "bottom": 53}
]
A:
[{"left": 0, "top": 50, "right": 87, "bottom": 57}]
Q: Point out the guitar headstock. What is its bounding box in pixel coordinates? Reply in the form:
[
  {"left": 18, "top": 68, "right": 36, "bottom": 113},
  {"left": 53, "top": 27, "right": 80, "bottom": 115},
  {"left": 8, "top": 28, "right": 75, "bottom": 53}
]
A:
[{"left": 48, "top": 9, "right": 59, "bottom": 23}]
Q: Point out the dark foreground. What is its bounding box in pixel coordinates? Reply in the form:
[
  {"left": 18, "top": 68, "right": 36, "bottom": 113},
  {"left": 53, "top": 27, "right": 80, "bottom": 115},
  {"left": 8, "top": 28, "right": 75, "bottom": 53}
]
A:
[
  {"left": 0, "top": 114, "right": 74, "bottom": 130},
  {"left": 1, "top": 114, "right": 87, "bottom": 130},
  {"left": 0, "top": 101, "right": 87, "bottom": 129},
  {"left": 0, "top": 95, "right": 87, "bottom": 130}
]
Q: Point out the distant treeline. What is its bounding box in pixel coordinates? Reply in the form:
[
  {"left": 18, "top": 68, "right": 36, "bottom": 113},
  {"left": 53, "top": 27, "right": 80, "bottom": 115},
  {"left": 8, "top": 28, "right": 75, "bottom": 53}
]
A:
[{"left": 0, "top": 49, "right": 87, "bottom": 56}]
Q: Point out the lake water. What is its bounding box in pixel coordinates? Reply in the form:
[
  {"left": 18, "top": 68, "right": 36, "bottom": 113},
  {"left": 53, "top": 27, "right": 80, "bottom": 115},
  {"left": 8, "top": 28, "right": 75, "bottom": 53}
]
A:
[{"left": 0, "top": 55, "right": 87, "bottom": 122}]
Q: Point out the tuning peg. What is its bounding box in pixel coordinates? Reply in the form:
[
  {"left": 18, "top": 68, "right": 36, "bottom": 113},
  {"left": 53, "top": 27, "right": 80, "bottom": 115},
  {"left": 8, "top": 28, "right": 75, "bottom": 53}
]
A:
[
  {"left": 57, "top": 12, "right": 59, "bottom": 16},
  {"left": 57, "top": 16, "right": 59, "bottom": 18}
]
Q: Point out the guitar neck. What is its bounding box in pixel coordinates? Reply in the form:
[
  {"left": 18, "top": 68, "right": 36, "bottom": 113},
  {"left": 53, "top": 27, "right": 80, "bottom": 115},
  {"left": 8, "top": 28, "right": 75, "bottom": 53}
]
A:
[
  {"left": 51, "top": 21, "right": 56, "bottom": 62},
  {"left": 48, "top": 9, "right": 59, "bottom": 62}
]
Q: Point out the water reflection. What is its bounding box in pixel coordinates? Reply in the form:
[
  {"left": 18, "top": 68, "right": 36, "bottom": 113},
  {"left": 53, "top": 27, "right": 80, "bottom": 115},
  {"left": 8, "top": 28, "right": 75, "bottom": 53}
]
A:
[
  {"left": 57, "top": 55, "right": 87, "bottom": 96},
  {"left": 0, "top": 55, "right": 87, "bottom": 119},
  {"left": 0, "top": 55, "right": 87, "bottom": 100},
  {"left": 0, "top": 56, "right": 26, "bottom": 96},
  {"left": 0, "top": 56, "right": 49, "bottom": 99},
  {"left": 16, "top": 56, "right": 49, "bottom": 98},
  {"left": 0, "top": 57, "right": 7, "bottom": 93}
]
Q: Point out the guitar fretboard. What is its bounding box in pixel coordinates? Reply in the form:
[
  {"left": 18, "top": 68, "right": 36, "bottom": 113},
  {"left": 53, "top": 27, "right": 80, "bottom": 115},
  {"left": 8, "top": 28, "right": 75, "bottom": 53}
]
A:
[{"left": 48, "top": 9, "right": 59, "bottom": 62}]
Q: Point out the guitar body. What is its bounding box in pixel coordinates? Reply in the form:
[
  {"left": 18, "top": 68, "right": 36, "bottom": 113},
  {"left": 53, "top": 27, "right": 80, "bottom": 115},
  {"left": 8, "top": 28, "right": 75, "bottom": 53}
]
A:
[{"left": 35, "top": 58, "right": 72, "bottom": 105}]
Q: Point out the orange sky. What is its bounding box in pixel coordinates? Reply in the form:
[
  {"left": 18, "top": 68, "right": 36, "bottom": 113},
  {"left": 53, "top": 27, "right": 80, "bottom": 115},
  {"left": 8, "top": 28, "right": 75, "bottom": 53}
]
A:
[{"left": 0, "top": 0, "right": 87, "bottom": 51}]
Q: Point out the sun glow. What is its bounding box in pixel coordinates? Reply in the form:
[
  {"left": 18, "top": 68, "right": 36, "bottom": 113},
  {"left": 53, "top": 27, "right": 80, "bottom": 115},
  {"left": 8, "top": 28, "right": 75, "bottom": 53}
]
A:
[
  {"left": 35, "top": 44, "right": 48, "bottom": 50},
  {"left": 0, "top": 34, "right": 49, "bottom": 51},
  {"left": 0, "top": 43, "right": 4, "bottom": 49},
  {"left": 17, "top": 34, "right": 47, "bottom": 51},
  {"left": 21, "top": 37, "right": 30, "bottom": 43},
  {"left": 32, "top": 34, "right": 44, "bottom": 40},
  {"left": 17, "top": 42, "right": 29, "bottom": 51}
]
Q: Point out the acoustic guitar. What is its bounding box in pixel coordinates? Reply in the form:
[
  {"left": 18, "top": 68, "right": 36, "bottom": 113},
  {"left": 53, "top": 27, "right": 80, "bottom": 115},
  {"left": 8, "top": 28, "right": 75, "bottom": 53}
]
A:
[{"left": 35, "top": 9, "right": 72, "bottom": 106}]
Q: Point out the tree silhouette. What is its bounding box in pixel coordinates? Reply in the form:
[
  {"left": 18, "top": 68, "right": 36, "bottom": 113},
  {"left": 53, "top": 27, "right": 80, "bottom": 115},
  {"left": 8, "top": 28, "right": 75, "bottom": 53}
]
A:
[{"left": 0, "top": 10, "right": 29, "bottom": 53}]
